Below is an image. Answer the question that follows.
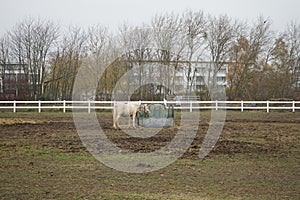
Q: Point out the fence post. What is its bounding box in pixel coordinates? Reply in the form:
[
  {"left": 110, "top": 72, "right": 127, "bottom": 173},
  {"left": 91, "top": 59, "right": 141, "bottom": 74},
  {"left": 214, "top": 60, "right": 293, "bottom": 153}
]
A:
[
  {"left": 88, "top": 100, "right": 91, "bottom": 113},
  {"left": 266, "top": 100, "right": 269, "bottom": 113},
  {"left": 63, "top": 100, "right": 66, "bottom": 113},
  {"left": 13, "top": 100, "right": 16, "bottom": 113},
  {"left": 190, "top": 101, "right": 192, "bottom": 112},
  {"left": 292, "top": 101, "right": 295, "bottom": 113},
  {"left": 241, "top": 100, "right": 244, "bottom": 112},
  {"left": 215, "top": 100, "right": 218, "bottom": 111},
  {"left": 38, "top": 100, "right": 41, "bottom": 113}
]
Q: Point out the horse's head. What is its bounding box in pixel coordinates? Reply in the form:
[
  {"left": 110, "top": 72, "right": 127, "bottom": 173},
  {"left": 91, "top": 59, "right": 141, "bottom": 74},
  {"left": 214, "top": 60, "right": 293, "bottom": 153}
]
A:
[{"left": 141, "top": 104, "right": 151, "bottom": 115}]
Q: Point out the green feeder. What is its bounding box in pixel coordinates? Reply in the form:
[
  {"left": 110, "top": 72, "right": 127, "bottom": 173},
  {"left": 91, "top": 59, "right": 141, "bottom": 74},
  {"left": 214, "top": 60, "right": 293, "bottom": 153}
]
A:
[{"left": 137, "top": 104, "right": 174, "bottom": 128}]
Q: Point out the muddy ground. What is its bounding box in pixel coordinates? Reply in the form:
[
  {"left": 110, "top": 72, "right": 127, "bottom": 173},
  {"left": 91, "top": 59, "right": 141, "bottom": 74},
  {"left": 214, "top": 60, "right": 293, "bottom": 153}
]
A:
[
  {"left": 1, "top": 111, "right": 298, "bottom": 158},
  {"left": 1, "top": 111, "right": 299, "bottom": 199}
]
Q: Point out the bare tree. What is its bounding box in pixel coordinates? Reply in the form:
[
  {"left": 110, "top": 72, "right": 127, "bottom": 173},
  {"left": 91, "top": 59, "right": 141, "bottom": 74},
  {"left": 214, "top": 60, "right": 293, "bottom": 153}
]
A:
[
  {"left": 0, "top": 35, "right": 11, "bottom": 64},
  {"left": 204, "top": 14, "right": 240, "bottom": 93},
  {"left": 84, "top": 24, "right": 110, "bottom": 100},
  {"left": 9, "top": 17, "right": 59, "bottom": 99},
  {"left": 46, "top": 26, "right": 86, "bottom": 100},
  {"left": 151, "top": 12, "right": 184, "bottom": 97},
  {"left": 181, "top": 10, "right": 206, "bottom": 95},
  {"left": 116, "top": 24, "right": 153, "bottom": 100},
  {"left": 284, "top": 22, "right": 300, "bottom": 98},
  {"left": 227, "top": 16, "right": 273, "bottom": 100},
  {"left": 0, "top": 35, "right": 11, "bottom": 97}
]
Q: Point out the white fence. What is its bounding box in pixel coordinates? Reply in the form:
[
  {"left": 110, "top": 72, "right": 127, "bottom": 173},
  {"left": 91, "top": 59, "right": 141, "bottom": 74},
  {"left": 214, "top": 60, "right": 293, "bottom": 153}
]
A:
[{"left": 0, "top": 100, "right": 299, "bottom": 113}]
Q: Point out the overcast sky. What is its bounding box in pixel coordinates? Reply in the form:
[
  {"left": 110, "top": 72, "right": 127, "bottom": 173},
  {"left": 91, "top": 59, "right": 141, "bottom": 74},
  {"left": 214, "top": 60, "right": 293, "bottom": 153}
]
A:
[{"left": 1, "top": 0, "right": 299, "bottom": 35}]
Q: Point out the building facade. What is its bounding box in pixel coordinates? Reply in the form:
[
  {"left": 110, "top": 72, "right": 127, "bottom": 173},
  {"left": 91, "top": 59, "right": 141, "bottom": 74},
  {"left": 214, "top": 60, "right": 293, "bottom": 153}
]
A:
[
  {"left": 174, "top": 61, "right": 228, "bottom": 95},
  {"left": 0, "top": 63, "right": 32, "bottom": 100}
]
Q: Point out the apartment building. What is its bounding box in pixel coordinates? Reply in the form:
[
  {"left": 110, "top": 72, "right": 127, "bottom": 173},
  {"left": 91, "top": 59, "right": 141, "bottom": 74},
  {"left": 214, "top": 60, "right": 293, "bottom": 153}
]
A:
[
  {"left": 0, "top": 63, "right": 31, "bottom": 100},
  {"left": 174, "top": 61, "right": 228, "bottom": 95}
]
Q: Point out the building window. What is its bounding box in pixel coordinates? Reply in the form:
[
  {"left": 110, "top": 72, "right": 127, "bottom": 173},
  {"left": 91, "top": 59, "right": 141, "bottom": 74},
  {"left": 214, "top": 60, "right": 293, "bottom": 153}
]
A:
[
  {"left": 217, "top": 77, "right": 226, "bottom": 82},
  {"left": 196, "top": 76, "right": 205, "bottom": 82},
  {"left": 218, "top": 66, "right": 228, "bottom": 74}
]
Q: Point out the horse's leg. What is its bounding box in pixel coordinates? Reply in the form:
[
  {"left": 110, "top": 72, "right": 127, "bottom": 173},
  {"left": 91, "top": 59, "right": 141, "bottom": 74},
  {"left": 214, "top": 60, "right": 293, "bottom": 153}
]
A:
[
  {"left": 132, "top": 113, "right": 136, "bottom": 129},
  {"left": 113, "top": 109, "right": 120, "bottom": 129},
  {"left": 113, "top": 109, "right": 117, "bottom": 129},
  {"left": 127, "top": 115, "right": 131, "bottom": 129}
]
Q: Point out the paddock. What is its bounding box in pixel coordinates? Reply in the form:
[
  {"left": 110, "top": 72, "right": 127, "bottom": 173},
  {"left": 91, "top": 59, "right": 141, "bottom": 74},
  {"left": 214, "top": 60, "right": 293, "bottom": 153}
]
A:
[{"left": 0, "top": 110, "right": 299, "bottom": 199}]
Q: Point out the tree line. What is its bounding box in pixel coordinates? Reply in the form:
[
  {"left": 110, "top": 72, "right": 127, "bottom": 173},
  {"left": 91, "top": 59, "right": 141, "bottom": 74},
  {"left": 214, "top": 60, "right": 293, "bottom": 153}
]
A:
[{"left": 0, "top": 10, "right": 299, "bottom": 101}]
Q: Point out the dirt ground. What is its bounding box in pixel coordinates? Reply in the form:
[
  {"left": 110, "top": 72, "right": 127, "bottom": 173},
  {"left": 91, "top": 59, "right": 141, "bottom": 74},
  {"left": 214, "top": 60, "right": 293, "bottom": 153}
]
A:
[
  {"left": 1, "top": 110, "right": 300, "bottom": 199},
  {"left": 1, "top": 111, "right": 298, "bottom": 158}
]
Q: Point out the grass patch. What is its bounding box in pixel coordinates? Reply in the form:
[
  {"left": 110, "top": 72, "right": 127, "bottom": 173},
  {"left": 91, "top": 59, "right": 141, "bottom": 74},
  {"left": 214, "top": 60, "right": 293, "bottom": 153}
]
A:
[
  {"left": 1, "top": 145, "right": 299, "bottom": 199},
  {"left": 1, "top": 111, "right": 299, "bottom": 199}
]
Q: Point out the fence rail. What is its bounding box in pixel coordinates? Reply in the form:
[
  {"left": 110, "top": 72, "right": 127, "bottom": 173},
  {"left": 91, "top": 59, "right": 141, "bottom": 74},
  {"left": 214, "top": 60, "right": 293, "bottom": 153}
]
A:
[{"left": 0, "top": 100, "right": 299, "bottom": 113}]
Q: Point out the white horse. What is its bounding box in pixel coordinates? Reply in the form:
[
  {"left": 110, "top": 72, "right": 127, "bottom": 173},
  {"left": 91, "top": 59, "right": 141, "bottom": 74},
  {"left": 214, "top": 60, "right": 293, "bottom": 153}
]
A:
[{"left": 113, "top": 102, "right": 150, "bottom": 129}]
